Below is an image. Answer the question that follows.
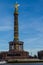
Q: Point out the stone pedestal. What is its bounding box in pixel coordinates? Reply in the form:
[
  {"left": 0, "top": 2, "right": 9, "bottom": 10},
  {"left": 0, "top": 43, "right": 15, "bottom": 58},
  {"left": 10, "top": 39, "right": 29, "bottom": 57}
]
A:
[{"left": 8, "top": 41, "right": 29, "bottom": 59}]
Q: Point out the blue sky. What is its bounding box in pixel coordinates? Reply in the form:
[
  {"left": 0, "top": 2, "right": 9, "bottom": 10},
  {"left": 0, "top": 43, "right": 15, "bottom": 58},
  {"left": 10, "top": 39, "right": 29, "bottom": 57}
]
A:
[{"left": 0, "top": 0, "right": 43, "bottom": 56}]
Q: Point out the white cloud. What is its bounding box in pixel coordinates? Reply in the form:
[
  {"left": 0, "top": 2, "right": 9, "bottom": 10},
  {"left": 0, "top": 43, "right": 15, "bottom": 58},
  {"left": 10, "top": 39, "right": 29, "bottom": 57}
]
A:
[
  {"left": 25, "top": 48, "right": 43, "bottom": 56},
  {"left": 0, "top": 26, "right": 13, "bottom": 31},
  {"left": 19, "top": 16, "right": 43, "bottom": 56},
  {"left": 0, "top": 39, "right": 9, "bottom": 52},
  {"left": 0, "top": 15, "right": 13, "bottom": 31}
]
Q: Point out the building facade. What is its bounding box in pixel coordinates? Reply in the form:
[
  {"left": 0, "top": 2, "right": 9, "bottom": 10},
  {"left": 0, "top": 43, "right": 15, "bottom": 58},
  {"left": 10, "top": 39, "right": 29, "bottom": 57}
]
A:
[{"left": 38, "top": 51, "right": 43, "bottom": 59}]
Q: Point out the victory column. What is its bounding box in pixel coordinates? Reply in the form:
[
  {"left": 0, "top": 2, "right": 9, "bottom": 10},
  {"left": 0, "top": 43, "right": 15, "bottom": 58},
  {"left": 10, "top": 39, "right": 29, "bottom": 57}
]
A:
[{"left": 9, "top": 2, "right": 29, "bottom": 58}]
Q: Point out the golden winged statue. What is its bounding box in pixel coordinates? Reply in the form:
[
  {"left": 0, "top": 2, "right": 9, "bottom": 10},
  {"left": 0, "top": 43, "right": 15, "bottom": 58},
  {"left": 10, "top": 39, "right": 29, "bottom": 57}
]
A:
[{"left": 14, "top": 2, "right": 20, "bottom": 13}]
